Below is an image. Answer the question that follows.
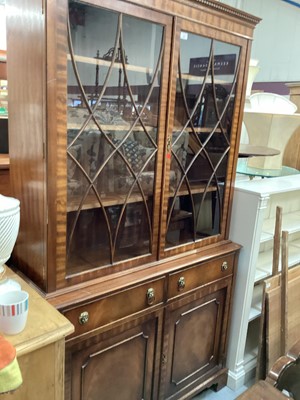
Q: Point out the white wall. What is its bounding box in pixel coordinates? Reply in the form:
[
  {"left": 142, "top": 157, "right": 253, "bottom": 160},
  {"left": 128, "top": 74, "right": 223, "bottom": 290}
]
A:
[
  {"left": 1, "top": 1, "right": 300, "bottom": 83},
  {"left": 220, "top": 0, "right": 300, "bottom": 83},
  {"left": 0, "top": 4, "right": 6, "bottom": 50}
]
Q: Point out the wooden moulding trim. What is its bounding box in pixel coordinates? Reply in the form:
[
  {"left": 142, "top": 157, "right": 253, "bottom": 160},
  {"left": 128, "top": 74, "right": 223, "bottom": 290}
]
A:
[
  {"left": 181, "top": 0, "right": 261, "bottom": 26},
  {"left": 130, "top": 0, "right": 259, "bottom": 41}
]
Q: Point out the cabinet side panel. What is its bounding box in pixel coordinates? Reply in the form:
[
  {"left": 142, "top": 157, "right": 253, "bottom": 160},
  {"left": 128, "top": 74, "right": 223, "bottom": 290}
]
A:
[{"left": 6, "top": 0, "right": 46, "bottom": 288}]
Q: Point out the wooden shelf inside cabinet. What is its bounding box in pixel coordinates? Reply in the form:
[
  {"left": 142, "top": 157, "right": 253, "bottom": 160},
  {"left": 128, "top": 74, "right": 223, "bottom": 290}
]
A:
[
  {"left": 67, "top": 192, "right": 151, "bottom": 212},
  {"left": 173, "top": 126, "right": 222, "bottom": 133},
  {"left": 249, "top": 284, "right": 263, "bottom": 322},
  {"left": 248, "top": 305, "right": 261, "bottom": 322},
  {"left": 244, "top": 318, "right": 260, "bottom": 366},
  {"left": 68, "top": 124, "right": 222, "bottom": 133},
  {"left": 285, "top": 242, "right": 300, "bottom": 266},
  {"left": 255, "top": 244, "right": 300, "bottom": 283},
  {"left": 180, "top": 72, "right": 228, "bottom": 85},
  {"left": 171, "top": 210, "right": 193, "bottom": 222},
  {"left": 243, "top": 347, "right": 258, "bottom": 368},
  {"left": 66, "top": 182, "right": 216, "bottom": 212},
  {"left": 67, "top": 124, "right": 156, "bottom": 131},
  {"left": 68, "top": 53, "right": 236, "bottom": 85},
  {"left": 262, "top": 212, "right": 300, "bottom": 236},
  {"left": 260, "top": 231, "right": 274, "bottom": 243},
  {"left": 67, "top": 53, "right": 153, "bottom": 74},
  {"left": 171, "top": 182, "right": 218, "bottom": 197}
]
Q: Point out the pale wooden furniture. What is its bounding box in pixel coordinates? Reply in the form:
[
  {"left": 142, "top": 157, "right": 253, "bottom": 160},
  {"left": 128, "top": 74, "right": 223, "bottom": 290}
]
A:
[
  {"left": 262, "top": 264, "right": 300, "bottom": 375},
  {"left": 227, "top": 175, "right": 300, "bottom": 390},
  {"left": 238, "top": 144, "right": 280, "bottom": 158},
  {"left": 283, "top": 127, "right": 300, "bottom": 171},
  {"left": 267, "top": 339, "right": 300, "bottom": 398},
  {"left": 283, "top": 84, "right": 300, "bottom": 172},
  {"left": 286, "top": 82, "right": 300, "bottom": 112},
  {"left": 6, "top": 0, "right": 259, "bottom": 398},
  {"left": 243, "top": 111, "right": 300, "bottom": 171},
  {"left": 238, "top": 339, "right": 300, "bottom": 399},
  {"left": 0, "top": 267, "right": 74, "bottom": 400}
]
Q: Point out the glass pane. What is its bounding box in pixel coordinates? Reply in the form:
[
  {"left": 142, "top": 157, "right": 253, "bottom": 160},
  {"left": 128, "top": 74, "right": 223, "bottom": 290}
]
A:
[
  {"left": 166, "top": 31, "right": 240, "bottom": 248},
  {"left": 66, "top": 1, "right": 164, "bottom": 273}
]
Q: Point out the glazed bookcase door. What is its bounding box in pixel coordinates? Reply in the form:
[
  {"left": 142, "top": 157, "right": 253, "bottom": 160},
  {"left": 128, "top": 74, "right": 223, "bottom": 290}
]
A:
[
  {"left": 160, "top": 19, "right": 246, "bottom": 256},
  {"left": 54, "top": 0, "right": 172, "bottom": 285}
]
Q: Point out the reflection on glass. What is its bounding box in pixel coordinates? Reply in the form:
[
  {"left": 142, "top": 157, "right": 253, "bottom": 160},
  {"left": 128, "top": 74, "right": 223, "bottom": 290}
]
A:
[
  {"left": 166, "top": 31, "right": 240, "bottom": 248},
  {"left": 66, "top": 1, "right": 164, "bottom": 273}
]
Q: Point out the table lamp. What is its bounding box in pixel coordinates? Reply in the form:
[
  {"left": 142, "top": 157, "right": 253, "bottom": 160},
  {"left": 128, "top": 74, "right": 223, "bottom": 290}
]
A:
[{"left": 0, "top": 194, "right": 21, "bottom": 294}]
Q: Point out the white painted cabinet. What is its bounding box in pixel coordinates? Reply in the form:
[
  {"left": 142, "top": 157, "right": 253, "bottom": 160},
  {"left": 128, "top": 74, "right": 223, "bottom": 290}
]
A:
[{"left": 226, "top": 174, "right": 300, "bottom": 390}]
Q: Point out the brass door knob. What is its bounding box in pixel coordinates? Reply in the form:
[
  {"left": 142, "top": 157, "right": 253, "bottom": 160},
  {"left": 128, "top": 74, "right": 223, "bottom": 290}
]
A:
[
  {"left": 146, "top": 288, "right": 155, "bottom": 305},
  {"left": 221, "top": 261, "right": 228, "bottom": 271},
  {"left": 177, "top": 276, "right": 185, "bottom": 291},
  {"left": 78, "top": 311, "right": 89, "bottom": 325}
]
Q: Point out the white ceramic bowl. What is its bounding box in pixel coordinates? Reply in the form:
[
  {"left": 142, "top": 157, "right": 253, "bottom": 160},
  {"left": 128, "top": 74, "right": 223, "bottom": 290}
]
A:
[{"left": 0, "top": 195, "right": 20, "bottom": 267}]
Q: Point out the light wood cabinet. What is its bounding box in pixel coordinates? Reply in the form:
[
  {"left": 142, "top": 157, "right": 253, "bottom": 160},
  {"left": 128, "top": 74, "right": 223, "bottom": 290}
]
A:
[
  {"left": 227, "top": 174, "right": 300, "bottom": 390},
  {"left": 1, "top": 268, "right": 74, "bottom": 400},
  {"left": 6, "top": 0, "right": 259, "bottom": 398}
]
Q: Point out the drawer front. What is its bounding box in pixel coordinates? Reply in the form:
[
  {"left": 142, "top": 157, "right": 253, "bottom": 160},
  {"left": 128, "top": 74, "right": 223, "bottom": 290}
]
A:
[
  {"left": 63, "top": 277, "right": 165, "bottom": 337},
  {"left": 168, "top": 254, "right": 234, "bottom": 300}
]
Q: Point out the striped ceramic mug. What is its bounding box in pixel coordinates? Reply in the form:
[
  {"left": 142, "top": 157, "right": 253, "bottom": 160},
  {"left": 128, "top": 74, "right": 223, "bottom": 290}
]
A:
[{"left": 0, "top": 290, "right": 29, "bottom": 335}]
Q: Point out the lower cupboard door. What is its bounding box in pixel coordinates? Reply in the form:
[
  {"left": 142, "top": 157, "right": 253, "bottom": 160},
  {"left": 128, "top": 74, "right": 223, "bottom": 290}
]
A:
[
  {"left": 66, "top": 313, "right": 161, "bottom": 400},
  {"left": 163, "top": 286, "right": 227, "bottom": 399}
]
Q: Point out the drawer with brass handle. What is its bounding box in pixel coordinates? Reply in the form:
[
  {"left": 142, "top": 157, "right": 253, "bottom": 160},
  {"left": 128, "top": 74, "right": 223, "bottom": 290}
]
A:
[
  {"left": 63, "top": 277, "right": 165, "bottom": 338},
  {"left": 168, "top": 254, "right": 235, "bottom": 299}
]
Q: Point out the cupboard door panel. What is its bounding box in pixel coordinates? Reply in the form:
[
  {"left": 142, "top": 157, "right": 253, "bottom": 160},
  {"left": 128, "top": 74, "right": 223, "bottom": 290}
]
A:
[
  {"left": 61, "top": 0, "right": 172, "bottom": 284},
  {"left": 66, "top": 312, "right": 162, "bottom": 400},
  {"left": 163, "top": 283, "right": 229, "bottom": 399},
  {"left": 66, "top": 3, "right": 162, "bottom": 271},
  {"left": 161, "top": 18, "right": 247, "bottom": 257}
]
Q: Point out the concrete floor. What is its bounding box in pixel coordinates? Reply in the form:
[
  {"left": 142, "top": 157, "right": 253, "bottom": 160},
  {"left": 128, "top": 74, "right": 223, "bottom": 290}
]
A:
[{"left": 192, "top": 380, "right": 254, "bottom": 399}]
